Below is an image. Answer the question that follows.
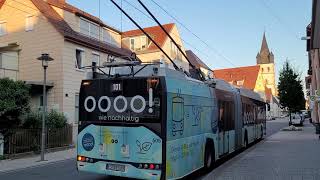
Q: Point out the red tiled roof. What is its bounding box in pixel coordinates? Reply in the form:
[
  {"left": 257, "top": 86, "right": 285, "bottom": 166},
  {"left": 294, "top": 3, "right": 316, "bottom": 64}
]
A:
[
  {"left": 214, "top": 65, "right": 260, "bottom": 90},
  {"left": 47, "top": 0, "right": 121, "bottom": 33},
  {"left": 0, "top": 0, "right": 132, "bottom": 58},
  {"left": 122, "top": 23, "right": 175, "bottom": 51}
]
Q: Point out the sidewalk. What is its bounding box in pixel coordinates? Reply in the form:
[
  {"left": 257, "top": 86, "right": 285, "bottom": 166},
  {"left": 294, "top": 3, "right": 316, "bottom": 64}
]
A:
[
  {"left": 0, "top": 148, "right": 75, "bottom": 173},
  {"left": 203, "top": 122, "right": 320, "bottom": 180}
]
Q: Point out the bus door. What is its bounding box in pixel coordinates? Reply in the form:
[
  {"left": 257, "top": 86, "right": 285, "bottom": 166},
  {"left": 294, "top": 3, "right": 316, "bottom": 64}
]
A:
[{"left": 218, "top": 101, "right": 229, "bottom": 156}]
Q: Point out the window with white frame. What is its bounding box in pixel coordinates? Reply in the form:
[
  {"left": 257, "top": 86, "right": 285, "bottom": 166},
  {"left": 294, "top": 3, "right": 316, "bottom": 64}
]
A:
[
  {"left": 237, "top": 80, "right": 244, "bottom": 86},
  {"left": 92, "top": 53, "right": 100, "bottom": 66},
  {"left": 103, "top": 29, "right": 120, "bottom": 46},
  {"left": 103, "top": 29, "right": 111, "bottom": 43},
  {"left": 141, "top": 36, "right": 147, "bottom": 49},
  {"left": 0, "top": 52, "right": 18, "bottom": 70},
  {"left": 129, "top": 36, "right": 148, "bottom": 51},
  {"left": 171, "top": 41, "right": 178, "bottom": 59},
  {"left": 80, "top": 18, "right": 100, "bottom": 39},
  {"left": 90, "top": 23, "right": 99, "bottom": 39},
  {"left": 75, "top": 49, "right": 84, "bottom": 69},
  {"left": 80, "top": 18, "right": 90, "bottom": 36},
  {"left": 25, "top": 15, "right": 34, "bottom": 31},
  {"left": 0, "top": 21, "right": 7, "bottom": 36},
  {"left": 130, "top": 38, "right": 135, "bottom": 51}
]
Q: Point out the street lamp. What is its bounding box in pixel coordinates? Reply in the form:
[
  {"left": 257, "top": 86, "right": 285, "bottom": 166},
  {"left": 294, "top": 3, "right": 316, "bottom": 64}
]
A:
[{"left": 37, "top": 53, "right": 54, "bottom": 161}]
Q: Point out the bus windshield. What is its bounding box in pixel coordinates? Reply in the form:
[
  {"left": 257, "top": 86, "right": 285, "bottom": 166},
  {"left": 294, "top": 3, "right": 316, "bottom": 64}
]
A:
[{"left": 79, "top": 77, "right": 163, "bottom": 124}]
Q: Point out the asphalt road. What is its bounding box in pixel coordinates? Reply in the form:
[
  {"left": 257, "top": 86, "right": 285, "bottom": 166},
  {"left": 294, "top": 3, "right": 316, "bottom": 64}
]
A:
[{"left": 0, "top": 119, "right": 289, "bottom": 180}]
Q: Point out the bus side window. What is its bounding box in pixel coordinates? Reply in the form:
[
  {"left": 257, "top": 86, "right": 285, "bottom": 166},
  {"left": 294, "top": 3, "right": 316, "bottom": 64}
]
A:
[{"left": 218, "top": 101, "right": 224, "bottom": 130}]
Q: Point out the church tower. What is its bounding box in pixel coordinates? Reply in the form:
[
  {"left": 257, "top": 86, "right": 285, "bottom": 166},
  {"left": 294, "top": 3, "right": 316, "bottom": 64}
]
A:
[
  {"left": 256, "top": 32, "right": 274, "bottom": 64},
  {"left": 256, "top": 33, "right": 277, "bottom": 96}
]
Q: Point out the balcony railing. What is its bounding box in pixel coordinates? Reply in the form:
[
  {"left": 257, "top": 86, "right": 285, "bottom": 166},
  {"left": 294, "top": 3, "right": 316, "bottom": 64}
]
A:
[{"left": 0, "top": 68, "right": 19, "bottom": 80}]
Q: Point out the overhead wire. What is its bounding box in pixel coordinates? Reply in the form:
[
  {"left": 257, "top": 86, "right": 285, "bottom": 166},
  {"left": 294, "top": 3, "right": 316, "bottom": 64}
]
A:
[
  {"left": 259, "top": 0, "right": 301, "bottom": 40},
  {"left": 120, "top": 0, "right": 224, "bottom": 68},
  {"left": 149, "top": 0, "right": 237, "bottom": 68}
]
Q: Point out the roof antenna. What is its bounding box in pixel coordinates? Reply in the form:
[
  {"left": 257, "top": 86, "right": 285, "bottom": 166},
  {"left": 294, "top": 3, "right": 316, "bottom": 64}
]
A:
[{"left": 110, "top": 0, "right": 180, "bottom": 71}]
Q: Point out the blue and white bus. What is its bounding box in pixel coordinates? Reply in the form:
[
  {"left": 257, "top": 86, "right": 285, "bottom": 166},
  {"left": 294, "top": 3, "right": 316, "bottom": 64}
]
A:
[{"left": 77, "top": 63, "right": 266, "bottom": 180}]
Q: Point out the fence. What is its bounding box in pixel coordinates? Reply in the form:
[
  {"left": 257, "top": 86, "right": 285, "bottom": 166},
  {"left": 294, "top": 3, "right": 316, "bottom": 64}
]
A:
[{"left": 4, "top": 125, "right": 73, "bottom": 155}]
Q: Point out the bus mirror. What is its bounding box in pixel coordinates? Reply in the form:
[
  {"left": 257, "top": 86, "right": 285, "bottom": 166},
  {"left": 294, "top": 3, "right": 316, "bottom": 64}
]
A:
[{"left": 205, "top": 79, "right": 216, "bottom": 88}]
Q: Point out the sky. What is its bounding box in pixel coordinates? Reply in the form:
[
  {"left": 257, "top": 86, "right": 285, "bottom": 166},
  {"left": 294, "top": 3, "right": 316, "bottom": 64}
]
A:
[{"left": 67, "top": 0, "right": 312, "bottom": 83}]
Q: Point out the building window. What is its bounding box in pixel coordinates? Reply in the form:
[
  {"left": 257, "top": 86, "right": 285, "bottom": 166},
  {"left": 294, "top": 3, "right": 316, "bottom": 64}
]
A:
[
  {"left": 141, "top": 36, "right": 147, "bottom": 49},
  {"left": 80, "top": 18, "right": 100, "bottom": 39},
  {"left": 0, "top": 52, "right": 18, "bottom": 70},
  {"left": 75, "top": 49, "right": 84, "bottom": 69},
  {"left": 103, "top": 29, "right": 111, "bottom": 44},
  {"left": 171, "top": 41, "right": 182, "bottom": 60},
  {"left": 237, "top": 80, "right": 244, "bottom": 86},
  {"left": 40, "top": 95, "right": 43, "bottom": 107},
  {"left": 103, "top": 29, "right": 119, "bottom": 46},
  {"left": 90, "top": 23, "right": 99, "bottom": 39},
  {"left": 25, "top": 15, "right": 34, "bottom": 31},
  {"left": 80, "top": 18, "right": 90, "bottom": 36},
  {"left": 92, "top": 53, "right": 100, "bottom": 66},
  {"left": 0, "top": 52, "right": 18, "bottom": 80},
  {"left": 0, "top": 21, "right": 7, "bottom": 36},
  {"left": 75, "top": 94, "right": 79, "bottom": 124},
  {"left": 267, "top": 67, "right": 270, "bottom": 72},
  {"left": 130, "top": 38, "right": 135, "bottom": 51}
]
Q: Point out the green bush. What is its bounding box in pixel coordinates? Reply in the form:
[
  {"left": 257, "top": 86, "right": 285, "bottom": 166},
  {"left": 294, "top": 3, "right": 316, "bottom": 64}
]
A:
[
  {"left": 22, "top": 110, "right": 67, "bottom": 129},
  {"left": 22, "top": 111, "right": 42, "bottom": 129},
  {"left": 0, "top": 78, "right": 31, "bottom": 130},
  {"left": 47, "top": 110, "right": 67, "bottom": 129}
]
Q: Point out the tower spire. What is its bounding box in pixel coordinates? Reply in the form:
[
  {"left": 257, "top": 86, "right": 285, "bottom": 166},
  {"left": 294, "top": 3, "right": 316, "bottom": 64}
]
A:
[{"left": 260, "top": 32, "right": 270, "bottom": 54}]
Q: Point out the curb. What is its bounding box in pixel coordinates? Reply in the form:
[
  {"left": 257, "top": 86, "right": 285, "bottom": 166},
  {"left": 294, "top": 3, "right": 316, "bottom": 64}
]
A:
[
  {"left": 0, "top": 158, "right": 74, "bottom": 174},
  {"left": 3, "top": 145, "right": 75, "bottom": 160}
]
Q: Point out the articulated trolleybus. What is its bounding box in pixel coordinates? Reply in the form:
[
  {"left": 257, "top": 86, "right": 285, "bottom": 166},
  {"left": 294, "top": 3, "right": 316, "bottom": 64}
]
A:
[{"left": 77, "top": 62, "right": 266, "bottom": 180}]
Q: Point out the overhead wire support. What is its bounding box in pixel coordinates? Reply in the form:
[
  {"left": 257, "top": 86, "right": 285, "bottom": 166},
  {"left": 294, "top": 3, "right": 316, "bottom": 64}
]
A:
[
  {"left": 110, "top": 0, "right": 180, "bottom": 71},
  {"left": 136, "top": 0, "right": 207, "bottom": 81}
]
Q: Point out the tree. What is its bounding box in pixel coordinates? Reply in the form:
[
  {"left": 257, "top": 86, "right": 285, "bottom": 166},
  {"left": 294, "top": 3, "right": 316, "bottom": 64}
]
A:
[
  {"left": 0, "top": 78, "right": 31, "bottom": 130},
  {"left": 278, "top": 61, "right": 305, "bottom": 120}
]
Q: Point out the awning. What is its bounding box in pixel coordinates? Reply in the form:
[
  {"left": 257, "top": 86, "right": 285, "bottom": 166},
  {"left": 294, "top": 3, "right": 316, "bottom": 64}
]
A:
[
  {"left": 24, "top": 80, "right": 54, "bottom": 94},
  {"left": 0, "top": 42, "right": 20, "bottom": 52}
]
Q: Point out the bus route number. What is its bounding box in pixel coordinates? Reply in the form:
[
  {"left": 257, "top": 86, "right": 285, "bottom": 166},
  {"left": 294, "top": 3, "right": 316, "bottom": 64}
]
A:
[{"left": 111, "top": 83, "right": 122, "bottom": 92}]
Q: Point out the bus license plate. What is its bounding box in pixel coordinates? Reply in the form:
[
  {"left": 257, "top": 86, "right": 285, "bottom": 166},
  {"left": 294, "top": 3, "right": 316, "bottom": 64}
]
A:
[{"left": 106, "top": 164, "right": 125, "bottom": 172}]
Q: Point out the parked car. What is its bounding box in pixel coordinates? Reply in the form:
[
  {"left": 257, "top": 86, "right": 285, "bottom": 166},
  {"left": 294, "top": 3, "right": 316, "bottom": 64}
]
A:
[
  {"left": 300, "top": 110, "right": 310, "bottom": 119},
  {"left": 289, "top": 113, "right": 304, "bottom": 126}
]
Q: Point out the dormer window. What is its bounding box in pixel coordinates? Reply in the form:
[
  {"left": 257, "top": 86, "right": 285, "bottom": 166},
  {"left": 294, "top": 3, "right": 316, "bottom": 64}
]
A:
[
  {"left": 129, "top": 36, "right": 148, "bottom": 51},
  {"left": 80, "top": 18, "right": 99, "bottom": 39},
  {"left": 237, "top": 80, "right": 244, "bottom": 86},
  {"left": 130, "top": 38, "right": 135, "bottom": 51},
  {"left": 141, "top": 36, "right": 147, "bottom": 49}
]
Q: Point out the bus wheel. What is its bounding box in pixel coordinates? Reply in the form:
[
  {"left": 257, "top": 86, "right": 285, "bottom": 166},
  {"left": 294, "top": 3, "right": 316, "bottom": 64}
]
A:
[{"left": 204, "top": 142, "right": 215, "bottom": 171}]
